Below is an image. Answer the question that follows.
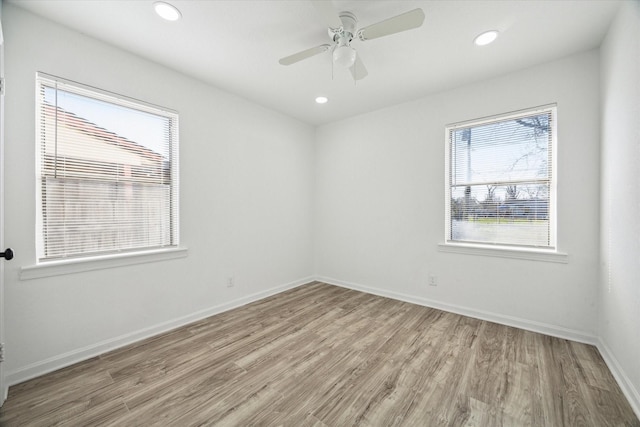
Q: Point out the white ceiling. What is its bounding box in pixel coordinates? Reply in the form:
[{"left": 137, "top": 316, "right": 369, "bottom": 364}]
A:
[{"left": 8, "top": 0, "right": 621, "bottom": 125}]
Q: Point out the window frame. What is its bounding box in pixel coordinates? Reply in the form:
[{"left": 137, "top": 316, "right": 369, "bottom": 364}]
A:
[
  {"left": 443, "top": 104, "right": 558, "bottom": 253},
  {"left": 34, "top": 72, "right": 180, "bottom": 264}
]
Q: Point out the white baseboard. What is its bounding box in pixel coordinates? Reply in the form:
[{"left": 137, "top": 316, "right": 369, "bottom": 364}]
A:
[
  {"left": 7, "top": 275, "right": 638, "bottom": 422},
  {"left": 316, "top": 276, "right": 598, "bottom": 345},
  {"left": 6, "top": 276, "right": 314, "bottom": 387},
  {"left": 318, "top": 276, "right": 640, "bottom": 419},
  {"left": 597, "top": 338, "right": 640, "bottom": 420}
]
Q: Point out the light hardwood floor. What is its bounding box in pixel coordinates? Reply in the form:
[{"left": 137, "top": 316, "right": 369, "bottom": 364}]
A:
[{"left": 1, "top": 282, "right": 638, "bottom": 426}]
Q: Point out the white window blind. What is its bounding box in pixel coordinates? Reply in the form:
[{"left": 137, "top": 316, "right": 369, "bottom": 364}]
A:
[
  {"left": 445, "top": 105, "right": 556, "bottom": 249},
  {"left": 36, "top": 73, "right": 179, "bottom": 261}
]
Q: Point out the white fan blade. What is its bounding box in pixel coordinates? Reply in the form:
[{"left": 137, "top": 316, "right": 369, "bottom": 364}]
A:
[
  {"left": 358, "top": 8, "right": 425, "bottom": 41},
  {"left": 310, "top": 0, "right": 342, "bottom": 29},
  {"left": 349, "top": 54, "right": 368, "bottom": 81},
  {"left": 279, "top": 44, "right": 331, "bottom": 65}
]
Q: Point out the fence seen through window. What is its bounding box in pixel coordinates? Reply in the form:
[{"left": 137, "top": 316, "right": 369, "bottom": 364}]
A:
[{"left": 36, "top": 74, "right": 179, "bottom": 261}]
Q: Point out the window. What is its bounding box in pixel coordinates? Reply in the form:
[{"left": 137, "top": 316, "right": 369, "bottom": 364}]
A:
[
  {"left": 36, "top": 73, "right": 179, "bottom": 262},
  {"left": 445, "top": 105, "right": 556, "bottom": 249}
]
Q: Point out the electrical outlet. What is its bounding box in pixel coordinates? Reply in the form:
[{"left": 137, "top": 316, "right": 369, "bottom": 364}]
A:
[
  {"left": 428, "top": 275, "right": 438, "bottom": 286},
  {"left": 226, "top": 276, "right": 235, "bottom": 287}
]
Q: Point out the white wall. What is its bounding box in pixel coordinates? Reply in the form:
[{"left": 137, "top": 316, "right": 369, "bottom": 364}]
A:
[
  {"left": 4, "top": 2, "right": 639, "bottom": 416},
  {"left": 315, "top": 50, "right": 601, "bottom": 339},
  {"left": 599, "top": 0, "right": 640, "bottom": 415},
  {"left": 3, "top": 4, "right": 315, "bottom": 383}
]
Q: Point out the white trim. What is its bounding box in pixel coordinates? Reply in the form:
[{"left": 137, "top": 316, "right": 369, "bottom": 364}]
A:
[
  {"left": 19, "top": 247, "right": 189, "bottom": 280},
  {"left": 8, "top": 274, "right": 638, "bottom": 422},
  {"left": 37, "top": 72, "right": 178, "bottom": 115},
  {"left": 34, "top": 72, "right": 180, "bottom": 262},
  {"left": 0, "top": 11, "right": 7, "bottom": 406},
  {"left": 316, "top": 277, "right": 640, "bottom": 418},
  {"left": 317, "top": 276, "right": 596, "bottom": 344},
  {"left": 444, "top": 127, "right": 452, "bottom": 243},
  {"left": 444, "top": 104, "right": 558, "bottom": 251},
  {"left": 317, "top": 277, "right": 640, "bottom": 416},
  {"left": 438, "top": 242, "right": 569, "bottom": 263},
  {"left": 6, "top": 276, "right": 315, "bottom": 386},
  {"left": 597, "top": 338, "right": 640, "bottom": 421},
  {"left": 549, "top": 105, "right": 558, "bottom": 250},
  {"left": 447, "top": 103, "right": 558, "bottom": 129}
]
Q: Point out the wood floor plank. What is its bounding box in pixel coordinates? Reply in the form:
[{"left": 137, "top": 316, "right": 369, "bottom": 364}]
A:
[
  {"left": 3, "top": 356, "right": 104, "bottom": 402},
  {"left": 1, "top": 282, "right": 638, "bottom": 426},
  {"left": 0, "top": 368, "right": 115, "bottom": 426},
  {"left": 464, "top": 321, "right": 508, "bottom": 404},
  {"left": 56, "top": 398, "right": 130, "bottom": 427},
  {"left": 116, "top": 361, "right": 246, "bottom": 425}
]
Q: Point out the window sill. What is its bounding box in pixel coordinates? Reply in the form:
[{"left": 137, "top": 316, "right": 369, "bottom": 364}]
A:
[
  {"left": 19, "top": 247, "right": 189, "bottom": 280},
  {"left": 438, "top": 242, "right": 568, "bottom": 263}
]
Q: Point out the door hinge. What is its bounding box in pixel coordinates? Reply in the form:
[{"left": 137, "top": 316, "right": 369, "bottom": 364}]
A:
[
  {"left": 0, "top": 343, "right": 4, "bottom": 363},
  {"left": 0, "top": 77, "right": 4, "bottom": 96}
]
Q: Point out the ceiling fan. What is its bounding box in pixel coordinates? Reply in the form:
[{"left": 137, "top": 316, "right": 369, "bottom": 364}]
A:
[{"left": 278, "top": 1, "right": 425, "bottom": 81}]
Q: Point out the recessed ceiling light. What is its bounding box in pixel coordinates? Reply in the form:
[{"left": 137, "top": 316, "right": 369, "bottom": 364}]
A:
[
  {"left": 315, "top": 96, "right": 328, "bottom": 104},
  {"left": 474, "top": 30, "right": 499, "bottom": 46},
  {"left": 154, "top": 2, "right": 182, "bottom": 21}
]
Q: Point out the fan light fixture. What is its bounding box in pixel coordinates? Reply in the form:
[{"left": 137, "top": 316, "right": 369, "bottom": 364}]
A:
[
  {"left": 474, "top": 30, "right": 499, "bottom": 46},
  {"left": 278, "top": 6, "right": 425, "bottom": 81},
  {"left": 315, "top": 96, "right": 329, "bottom": 104},
  {"left": 154, "top": 2, "right": 182, "bottom": 21},
  {"left": 333, "top": 45, "right": 357, "bottom": 68}
]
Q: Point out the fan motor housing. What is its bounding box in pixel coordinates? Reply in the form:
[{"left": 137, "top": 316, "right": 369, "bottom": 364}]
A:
[{"left": 329, "top": 11, "right": 357, "bottom": 43}]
